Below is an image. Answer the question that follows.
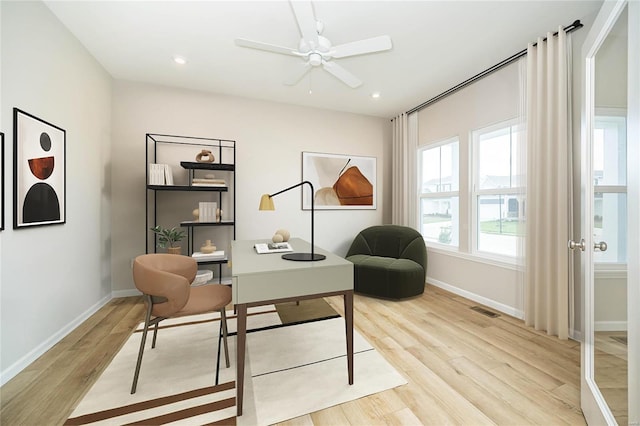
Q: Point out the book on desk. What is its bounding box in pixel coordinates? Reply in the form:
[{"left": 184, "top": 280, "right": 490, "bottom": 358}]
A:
[{"left": 254, "top": 242, "right": 293, "bottom": 254}]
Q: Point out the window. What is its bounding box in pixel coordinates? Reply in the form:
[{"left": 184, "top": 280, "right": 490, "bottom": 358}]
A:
[
  {"left": 593, "top": 114, "right": 627, "bottom": 263},
  {"left": 418, "top": 138, "right": 459, "bottom": 247},
  {"left": 472, "top": 121, "right": 525, "bottom": 257}
]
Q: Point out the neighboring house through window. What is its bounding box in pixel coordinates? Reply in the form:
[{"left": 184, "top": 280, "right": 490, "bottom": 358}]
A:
[{"left": 418, "top": 138, "right": 459, "bottom": 247}]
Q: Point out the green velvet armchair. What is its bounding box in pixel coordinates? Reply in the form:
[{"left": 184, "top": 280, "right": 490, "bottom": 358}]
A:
[{"left": 346, "top": 225, "right": 427, "bottom": 299}]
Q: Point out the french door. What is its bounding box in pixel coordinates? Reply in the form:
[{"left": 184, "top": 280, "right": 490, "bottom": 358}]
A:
[{"left": 578, "top": 0, "right": 639, "bottom": 424}]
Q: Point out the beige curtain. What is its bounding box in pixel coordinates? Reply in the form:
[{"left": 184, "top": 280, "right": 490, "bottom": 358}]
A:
[
  {"left": 524, "top": 28, "right": 573, "bottom": 339},
  {"left": 391, "top": 112, "right": 418, "bottom": 227}
]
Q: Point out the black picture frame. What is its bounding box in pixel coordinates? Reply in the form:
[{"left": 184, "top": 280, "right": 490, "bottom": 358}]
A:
[
  {"left": 13, "top": 108, "right": 66, "bottom": 229},
  {"left": 1, "top": 132, "right": 4, "bottom": 231}
]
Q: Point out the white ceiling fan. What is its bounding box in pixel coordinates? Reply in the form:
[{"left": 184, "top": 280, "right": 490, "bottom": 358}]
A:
[{"left": 234, "top": 1, "right": 392, "bottom": 89}]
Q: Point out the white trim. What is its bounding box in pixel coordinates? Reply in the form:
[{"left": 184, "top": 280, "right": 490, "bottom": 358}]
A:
[
  {"left": 0, "top": 294, "right": 112, "bottom": 386},
  {"left": 427, "top": 277, "right": 524, "bottom": 319},
  {"left": 426, "top": 245, "right": 520, "bottom": 271},
  {"left": 112, "top": 289, "right": 141, "bottom": 298},
  {"left": 594, "top": 267, "right": 627, "bottom": 280},
  {"left": 571, "top": 329, "right": 583, "bottom": 342},
  {"left": 595, "top": 321, "right": 628, "bottom": 332}
]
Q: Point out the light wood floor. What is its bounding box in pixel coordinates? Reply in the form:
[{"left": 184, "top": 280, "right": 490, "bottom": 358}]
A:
[
  {"left": 1, "top": 285, "right": 585, "bottom": 425},
  {"left": 595, "top": 331, "right": 628, "bottom": 425}
]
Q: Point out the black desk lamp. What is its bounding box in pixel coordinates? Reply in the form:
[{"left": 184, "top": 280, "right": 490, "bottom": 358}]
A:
[{"left": 259, "top": 181, "right": 326, "bottom": 261}]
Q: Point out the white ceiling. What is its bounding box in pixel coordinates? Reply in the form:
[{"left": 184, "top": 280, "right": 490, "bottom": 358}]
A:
[{"left": 44, "top": 0, "right": 603, "bottom": 118}]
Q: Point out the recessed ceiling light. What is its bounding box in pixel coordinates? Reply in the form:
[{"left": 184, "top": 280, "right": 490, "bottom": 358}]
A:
[
  {"left": 173, "top": 56, "right": 187, "bottom": 65},
  {"left": 371, "top": 92, "right": 381, "bottom": 99}
]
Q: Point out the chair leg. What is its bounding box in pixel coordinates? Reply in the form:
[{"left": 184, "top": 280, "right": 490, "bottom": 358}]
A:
[
  {"left": 221, "top": 308, "right": 230, "bottom": 368},
  {"left": 151, "top": 321, "right": 159, "bottom": 349},
  {"left": 131, "top": 298, "right": 153, "bottom": 394},
  {"left": 215, "top": 321, "right": 222, "bottom": 386},
  {"left": 214, "top": 307, "right": 230, "bottom": 386}
]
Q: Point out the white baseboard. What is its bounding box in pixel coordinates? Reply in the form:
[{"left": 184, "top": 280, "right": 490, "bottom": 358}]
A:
[
  {"left": 112, "top": 288, "right": 141, "bottom": 298},
  {"left": 595, "top": 321, "right": 628, "bottom": 332},
  {"left": 427, "top": 277, "right": 524, "bottom": 320},
  {"left": 570, "top": 329, "right": 583, "bottom": 342},
  {"left": 0, "top": 294, "right": 112, "bottom": 386}
]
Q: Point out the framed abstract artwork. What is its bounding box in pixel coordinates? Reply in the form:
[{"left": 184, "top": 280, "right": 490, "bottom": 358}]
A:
[
  {"left": 13, "top": 108, "right": 66, "bottom": 229},
  {"left": 302, "top": 151, "right": 376, "bottom": 210},
  {"left": 1, "top": 132, "right": 4, "bottom": 231}
]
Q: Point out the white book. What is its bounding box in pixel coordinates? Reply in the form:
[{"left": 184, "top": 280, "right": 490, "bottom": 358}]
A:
[
  {"left": 149, "top": 163, "right": 165, "bottom": 185},
  {"left": 192, "top": 250, "right": 226, "bottom": 261},
  {"left": 164, "top": 164, "right": 174, "bottom": 185},
  {"left": 254, "top": 242, "right": 293, "bottom": 254},
  {"left": 198, "top": 202, "right": 217, "bottom": 222}
]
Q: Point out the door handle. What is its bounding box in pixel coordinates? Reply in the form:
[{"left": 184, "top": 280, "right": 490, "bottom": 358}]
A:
[
  {"left": 568, "top": 239, "right": 586, "bottom": 251},
  {"left": 594, "top": 241, "right": 608, "bottom": 252}
]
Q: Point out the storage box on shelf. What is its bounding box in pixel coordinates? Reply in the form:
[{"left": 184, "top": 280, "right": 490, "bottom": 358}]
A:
[{"left": 146, "top": 133, "right": 236, "bottom": 284}]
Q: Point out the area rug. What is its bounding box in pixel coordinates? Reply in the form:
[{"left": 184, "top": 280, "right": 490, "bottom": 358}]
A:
[{"left": 65, "top": 306, "right": 407, "bottom": 425}]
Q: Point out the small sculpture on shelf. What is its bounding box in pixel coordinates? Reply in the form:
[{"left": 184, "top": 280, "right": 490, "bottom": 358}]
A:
[
  {"left": 192, "top": 208, "right": 199, "bottom": 221},
  {"left": 200, "top": 239, "right": 216, "bottom": 254},
  {"left": 195, "top": 149, "right": 215, "bottom": 163},
  {"left": 216, "top": 208, "right": 223, "bottom": 223}
]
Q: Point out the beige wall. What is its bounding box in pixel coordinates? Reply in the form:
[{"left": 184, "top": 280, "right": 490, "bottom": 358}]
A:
[
  {"left": 417, "top": 61, "right": 523, "bottom": 316},
  {"left": 110, "top": 81, "right": 392, "bottom": 294}
]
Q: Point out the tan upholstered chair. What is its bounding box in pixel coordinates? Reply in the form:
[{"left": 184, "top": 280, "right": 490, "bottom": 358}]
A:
[{"left": 131, "top": 253, "right": 232, "bottom": 394}]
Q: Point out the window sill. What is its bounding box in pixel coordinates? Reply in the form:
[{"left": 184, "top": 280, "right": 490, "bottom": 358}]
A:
[{"left": 425, "top": 244, "right": 520, "bottom": 271}]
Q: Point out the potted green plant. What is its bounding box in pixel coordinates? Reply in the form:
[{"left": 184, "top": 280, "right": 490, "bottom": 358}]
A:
[{"left": 150, "top": 225, "right": 186, "bottom": 255}]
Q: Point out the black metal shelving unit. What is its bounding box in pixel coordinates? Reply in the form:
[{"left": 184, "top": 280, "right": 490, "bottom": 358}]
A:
[{"left": 145, "top": 133, "right": 236, "bottom": 283}]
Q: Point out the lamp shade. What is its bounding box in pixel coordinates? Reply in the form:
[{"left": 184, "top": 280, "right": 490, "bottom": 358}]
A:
[{"left": 259, "top": 194, "right": 275, "bottom": 211}]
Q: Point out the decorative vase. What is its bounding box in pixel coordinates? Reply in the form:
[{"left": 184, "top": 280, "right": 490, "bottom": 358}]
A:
[
  {"left": 167, "top": 246, "right": 181, "bottom": 255},
  {"left": 201, "top": 239, "right": 216, "bottom": 254}
]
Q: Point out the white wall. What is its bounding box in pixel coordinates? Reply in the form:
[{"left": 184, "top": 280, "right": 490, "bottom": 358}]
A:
[
  {"left": 0, "top": 1, "right": 112, "bottom": 384},
  {"left": 111, "top": 81, "right": 391, "bottom": 294}
]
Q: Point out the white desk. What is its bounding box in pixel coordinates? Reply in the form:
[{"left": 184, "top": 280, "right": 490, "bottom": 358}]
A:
[{"left": 231, "top": 238, "right": 354, "bottom": 416}]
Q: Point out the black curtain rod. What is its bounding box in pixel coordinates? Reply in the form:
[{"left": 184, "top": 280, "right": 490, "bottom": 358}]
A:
[{"left": 404, "top": 19, "right": 584, "bottom": 116}]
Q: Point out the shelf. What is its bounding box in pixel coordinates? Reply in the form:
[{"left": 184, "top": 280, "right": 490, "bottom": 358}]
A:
[
  {"left": 148, "top": 184, "right": 228, "bottom": 192},
  {"left": 180, "top": 161, "right": 235, "bottom": 171},
  {"left": 146, "top": 133, "right": 236, "bottom": 257},
  {"left": 180, "top": 220, "right": 235, "bottom": 227}
]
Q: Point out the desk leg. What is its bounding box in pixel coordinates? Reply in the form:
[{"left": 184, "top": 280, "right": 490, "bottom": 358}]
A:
[
  {"left": 344, "top": 290, "right": 354, "bottom": 385},
  {"left": 236, "top": 304, "right": 247, "bottom": 416}
]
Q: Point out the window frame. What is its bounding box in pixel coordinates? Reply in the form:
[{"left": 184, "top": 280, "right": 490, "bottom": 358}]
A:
[
  {"left": 417, "top": 137, "right": 460, "bottom": 250},
  {"left": 471, "top": 119, "right": 525, "bottom": 261},
  {"left": 593, "top": 109, "right": 627, "bottom": 265}
]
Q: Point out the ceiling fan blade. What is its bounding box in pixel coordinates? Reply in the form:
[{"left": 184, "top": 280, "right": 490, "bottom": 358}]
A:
[
  {"left": 332, "top": 35, "right": 393, "bottom": 59},
  {"left": 290, "top": 1, "right": 319, "bottom": 50},
  {"left": 322, "top": 61, "right": 362, "bottom": 88},
  {"left": 284, "top": 61, "right": 312, "bottom": 85},
  {"left": 235, "top": 38, "right": 300, "bottom": 56}
]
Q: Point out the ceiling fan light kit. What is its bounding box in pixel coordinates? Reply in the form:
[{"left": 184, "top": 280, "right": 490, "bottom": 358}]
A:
[{"left": 235, "top": 0, "right": 392, "bottom": 89}]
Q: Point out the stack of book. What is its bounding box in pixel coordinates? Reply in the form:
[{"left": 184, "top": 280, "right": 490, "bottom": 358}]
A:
[
  {"left": 191, "top": 250, "right": 226, "bottom": 262},
  {"left": 192, "top": 178, "right": 226, "bottom": 187},
  {"left": 149, "top": 164, "right": 174, "bottom": 185},
  {"left": 198, "top": 202, "right": 217, "bottom": 222}
]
